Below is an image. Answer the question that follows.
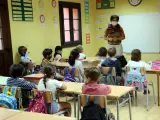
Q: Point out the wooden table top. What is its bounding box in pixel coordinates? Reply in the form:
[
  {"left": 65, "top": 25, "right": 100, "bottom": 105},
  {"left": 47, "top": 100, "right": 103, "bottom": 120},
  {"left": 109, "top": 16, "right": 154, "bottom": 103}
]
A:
[
  {"left": 0, "top": 108, "right": 21, "bottom": 120},
  {"left": 23, "top": 74, "right": 44, "bottom": 80},
  {"left": 6, "top": 111, "right": 76, "bottom": 120},
  {"left": 63, "top": 82, "right": 135, "bottom": 99}
]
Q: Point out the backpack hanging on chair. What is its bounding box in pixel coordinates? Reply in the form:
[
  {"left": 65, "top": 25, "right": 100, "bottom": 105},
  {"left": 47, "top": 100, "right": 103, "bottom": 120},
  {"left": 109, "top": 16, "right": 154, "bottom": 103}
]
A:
[
  {"left": 99, "top": 67, "right": 116, "bottom": 85},
  {"left": 125, "top": 67, "right": 147, "bottom": 91},
  {"left": 0, "top": 86, "right": 17, "bottom": 109},
  {"left": 28, "top": 91, "right": 47, "bottom": 114},
  {"left": 64, "top": 68, "right": 76, "bottom": 82}
]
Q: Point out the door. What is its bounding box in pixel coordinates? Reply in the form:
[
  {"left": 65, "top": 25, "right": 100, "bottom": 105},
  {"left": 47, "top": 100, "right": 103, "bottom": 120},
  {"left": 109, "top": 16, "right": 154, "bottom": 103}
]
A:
[{"left": 0, "top": 1, "right": 13, "bottom": 76}]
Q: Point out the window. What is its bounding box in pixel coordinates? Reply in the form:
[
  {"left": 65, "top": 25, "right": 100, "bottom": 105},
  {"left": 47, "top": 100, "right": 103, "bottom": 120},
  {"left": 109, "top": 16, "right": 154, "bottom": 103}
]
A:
[
  {"left": 59, "top": 2, "right": 82, "bottom": 48},
  {"left": 0, "top": 14, "right": 3, "bottom": 50}
]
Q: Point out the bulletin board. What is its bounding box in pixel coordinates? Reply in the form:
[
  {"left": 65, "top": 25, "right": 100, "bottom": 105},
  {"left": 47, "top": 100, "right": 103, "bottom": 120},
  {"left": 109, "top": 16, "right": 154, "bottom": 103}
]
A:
[
  {"left": 11, "top": 0, "right": 33, "bottom": 21},
  {"left": 96, "top": 0, "right": 115, "bottom": 9}
]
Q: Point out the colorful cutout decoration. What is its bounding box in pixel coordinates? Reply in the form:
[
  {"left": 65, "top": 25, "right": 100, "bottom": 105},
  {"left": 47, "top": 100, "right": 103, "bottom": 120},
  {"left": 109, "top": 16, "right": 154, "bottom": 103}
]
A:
[
  {"left": 84, "top": 0, "right": 89, "bottom": 24},
  {"left": 96, "top": 0, "right": 115, "bottom": 9},
  {"left": 86, "top": 34, "right": 90, "bottom": 44}
]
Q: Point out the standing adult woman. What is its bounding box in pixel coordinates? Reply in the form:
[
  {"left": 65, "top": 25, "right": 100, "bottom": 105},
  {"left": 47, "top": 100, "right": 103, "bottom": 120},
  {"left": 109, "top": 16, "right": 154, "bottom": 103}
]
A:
[{"left": 104, "top": 15, "right": 125, "bottom": 56}]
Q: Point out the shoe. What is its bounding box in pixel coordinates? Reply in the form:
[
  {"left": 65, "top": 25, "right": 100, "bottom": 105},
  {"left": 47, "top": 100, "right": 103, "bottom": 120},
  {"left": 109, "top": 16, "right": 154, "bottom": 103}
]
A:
[{"left": 143, "top": 90, "right": 150, "bottom": 95}]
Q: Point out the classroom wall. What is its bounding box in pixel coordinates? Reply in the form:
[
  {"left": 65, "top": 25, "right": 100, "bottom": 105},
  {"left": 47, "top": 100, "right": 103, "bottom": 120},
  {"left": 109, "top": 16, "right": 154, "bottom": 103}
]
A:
[
  {"left": 94, "top": 0, "right": 160, "bottom": 62},
  {"left": 8, "top": 0, "right": 96, "bottom": 64}
]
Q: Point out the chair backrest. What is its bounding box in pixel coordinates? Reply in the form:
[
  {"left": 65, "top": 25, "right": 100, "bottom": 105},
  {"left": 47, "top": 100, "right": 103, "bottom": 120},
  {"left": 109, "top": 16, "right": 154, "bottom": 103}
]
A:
[
  {"left": 99, "top": 66, "right": 116, "bottom": 76},
  {"left": 32, "top": 90, "right": 53, "bottom": 104},
  {"left": 0, "top": 86, "right": 21, "bottom": 99},
  {"left": 78, "top": 94, "right": 107, "bottom": 109}
]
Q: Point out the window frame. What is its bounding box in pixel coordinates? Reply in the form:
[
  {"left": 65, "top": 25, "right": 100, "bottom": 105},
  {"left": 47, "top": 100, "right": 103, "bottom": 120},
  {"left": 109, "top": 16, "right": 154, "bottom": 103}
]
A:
[{"left": 59, "top": 1, "right": 82, "bottom": 48}]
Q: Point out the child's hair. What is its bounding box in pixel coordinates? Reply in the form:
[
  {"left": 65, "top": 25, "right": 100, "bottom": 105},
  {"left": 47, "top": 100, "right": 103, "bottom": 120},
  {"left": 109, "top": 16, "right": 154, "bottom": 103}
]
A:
[
  {"left": 108, "top": 47, "right": 116, "bottom": 57},
  {"left": 84, "top": 67, "right": 101, "bottom": 82},
  {"left": 96, "top": 47, "right": 107, "bottom": 57},
  {"left": 18, "top": 46, "right": 27, "bottom": 56},
  {"left": 131, "top": 49, "right": 141, "bottom": 62},
  {"left": 10, "top": 64, "right": 24, "bottom": 78},
  {"left": 54, "top": 46, "right": 62, "bottom": 57},
  {"left": 42, "top": 65, "right": 56, "bottom": 88},
  {"left": 42, "top": 48, "right": 53, "bottom": 58},
  {"left": 76, "top": 45, "right": 83, "bottom": 53},
  {"left": 68, "top": 49, "right": 79, "bottom": 66}
]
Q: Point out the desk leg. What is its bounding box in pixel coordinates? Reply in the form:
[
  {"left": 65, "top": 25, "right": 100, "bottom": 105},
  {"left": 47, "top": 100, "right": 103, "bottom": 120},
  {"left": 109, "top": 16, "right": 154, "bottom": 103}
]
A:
[
  {"left": 117, "top": 99, "right": 120, "bottom": 120},
  {"left": 128, "top": 93, "right": 132, "bottom": 120},
  {"left": 157, "top": 74, "right": 160, "bottom": 106},
  {"left": 73, "top": 94, "right": 76, "bottom": 118}
]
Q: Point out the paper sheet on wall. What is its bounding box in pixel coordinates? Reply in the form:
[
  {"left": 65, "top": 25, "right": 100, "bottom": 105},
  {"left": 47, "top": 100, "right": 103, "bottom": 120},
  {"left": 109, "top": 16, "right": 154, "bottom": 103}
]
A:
[{"left": 40, "top": 24, "right": 46, "bottom": 28}]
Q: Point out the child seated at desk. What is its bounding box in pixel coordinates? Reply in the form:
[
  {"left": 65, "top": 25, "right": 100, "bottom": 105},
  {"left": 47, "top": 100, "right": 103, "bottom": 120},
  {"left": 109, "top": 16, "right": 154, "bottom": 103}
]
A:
[
  {"left": 7, "top": 64, "right": 37, "bottom": 107},
  {"left": 42, "top": 48, "right": 64, "bottom": 80},
  {"left": 96, "top": 47, "right": 107, "bottom": 64},
  {"left": 127, "top": 49, "right": 151, "bottom": 94},
  {"left": 38, "top": 65, "right": 71, "bottom": 116},
  {"left": 76, "top": 45, "right": 86, "bottom": 60},
  {"left": 54, "top": 46, "right": 63, "bottom": 62},
  {"left": 82, "top": 67, "right": 114, "bottom": 120},
  {"left": 68, "top": 48, "right": 84, "bottom": 82}
]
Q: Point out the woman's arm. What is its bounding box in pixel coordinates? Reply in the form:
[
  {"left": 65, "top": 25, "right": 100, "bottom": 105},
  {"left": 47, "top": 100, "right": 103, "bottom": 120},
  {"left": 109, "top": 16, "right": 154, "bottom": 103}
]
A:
[{"left": 114, "top": 27, "right": 125, "bottom": 41}]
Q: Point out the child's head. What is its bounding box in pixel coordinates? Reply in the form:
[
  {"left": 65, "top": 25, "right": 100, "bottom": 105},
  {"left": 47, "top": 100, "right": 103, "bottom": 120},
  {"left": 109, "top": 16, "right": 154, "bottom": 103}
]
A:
[
  {"left": 54, "top": 46, "right": 62, "bottom": 57},
  {"left": 43, "top": 48, "right": 53, "bottom": 60},
  {"left": 10, "top": 64, "right": 24, "bottom": 78},
  {"left": 131, "top": 49, "right": 141, "bottom": 62},
  {"left": 108, "top": 47, "right": 116, "bottom": 57},
  {"left": 76, "top": 45, "right": 83, "bottom": 53},
  {"left": 68, "top": 48, "right": 79, "bottom": 66},
  {"left": 18, "top": 46, "right": 27, "bottom": 56},
  {"left": 84, "top": 67, "right": 101, "bottom": 83},
  {"left": 96, "top": 47, "right": 107, "bottom": 57},
  {"left": 42, "top": 65, "right": 56, "bottom": 88}
]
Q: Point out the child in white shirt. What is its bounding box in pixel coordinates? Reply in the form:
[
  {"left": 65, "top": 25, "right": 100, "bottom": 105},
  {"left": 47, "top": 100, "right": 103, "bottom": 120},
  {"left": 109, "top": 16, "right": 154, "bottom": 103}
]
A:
[
  {"left": 68, "top": 49, "right": 84, "bottom": 82},
  {"left": 38, "top": 65, "right": 71, "bottom": 116},
  {"left": 76, "top": 45, "right": 86, "bottom": 60},
  {"left": 54, "top": 46, "right": 63, "bottom": 62}
]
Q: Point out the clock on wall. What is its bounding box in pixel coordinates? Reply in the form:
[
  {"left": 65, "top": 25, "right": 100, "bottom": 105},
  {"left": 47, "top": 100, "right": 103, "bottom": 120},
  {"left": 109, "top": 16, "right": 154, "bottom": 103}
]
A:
[{"left": 128, "top": 0, "right": 142, "bottom": 6}]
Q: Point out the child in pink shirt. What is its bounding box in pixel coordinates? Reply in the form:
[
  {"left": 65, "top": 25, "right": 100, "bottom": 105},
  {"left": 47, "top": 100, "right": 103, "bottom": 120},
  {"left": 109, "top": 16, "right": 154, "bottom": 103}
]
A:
[
  {"left": 82, "top": 67, "right": 114, "bottom": 120},
  {"left": 82, "top": 68, "right": 111, "bottom": 95}
]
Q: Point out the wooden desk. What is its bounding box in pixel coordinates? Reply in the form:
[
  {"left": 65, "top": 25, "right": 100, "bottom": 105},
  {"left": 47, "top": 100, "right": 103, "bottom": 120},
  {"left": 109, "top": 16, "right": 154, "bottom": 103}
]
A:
[
  {"left": 6, "top": 112, "right": 76, "bottom": 120},
  {"left": 146, "top": 69, "right": 160, "bottom": 106},
  {"left": 0, "top": 108, "right": 21, "bottom": 120},
  {"left": 24, "top": 74, "right": 44, "bottom": 85},
  {"left": 63, "top": 82, "right": 134, "bottom": 120}
]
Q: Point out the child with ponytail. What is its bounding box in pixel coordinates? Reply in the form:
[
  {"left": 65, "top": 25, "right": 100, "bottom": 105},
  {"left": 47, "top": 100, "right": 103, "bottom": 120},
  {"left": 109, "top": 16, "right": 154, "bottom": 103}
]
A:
[
  {"left": 38, "top": 65, "right": 71, "bottom": 116},
  {"left": 68, "top": 49, "right": 84, "bottom": 82}
]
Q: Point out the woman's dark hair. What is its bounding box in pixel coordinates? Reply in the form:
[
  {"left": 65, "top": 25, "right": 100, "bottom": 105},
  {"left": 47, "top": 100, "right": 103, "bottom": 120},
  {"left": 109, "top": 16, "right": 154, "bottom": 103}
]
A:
[
  {"left": 108, "top": 47, "right": 116, "bottom": 57},
  {"left": 42, "top": 48, "right": 53, "bottom": 58},
  {"left": 84, "top": 67, "right": 101, "bottom": 82},
  {"left": 68, "top": 49, "right": 79, "bottom": 66},
  {"left": 42, "top": 65, "right": 56, "bottom": 88},
  {"left": 54, "top": 46, "right": 62, "bottom": 57},
  {"left": 10, "top": 64, "right": 24, "bottom": 78},
  {"left": 18, "top": 46, "right": 27, "bottom": 56},
  {"left": 110, "top": 15, "right": 119, "bottom": 22},
  {"left": 96, "top": 47, "right": 107, "bottom": 57},
  {"left": 131, "top": 49, "right": 141, "bottom": 62}
]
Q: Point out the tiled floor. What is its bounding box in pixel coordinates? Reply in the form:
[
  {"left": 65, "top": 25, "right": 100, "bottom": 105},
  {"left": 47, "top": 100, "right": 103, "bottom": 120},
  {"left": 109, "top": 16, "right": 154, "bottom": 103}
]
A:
[{"left": 60, "top": 74, "right": 160, "bottom": 120}]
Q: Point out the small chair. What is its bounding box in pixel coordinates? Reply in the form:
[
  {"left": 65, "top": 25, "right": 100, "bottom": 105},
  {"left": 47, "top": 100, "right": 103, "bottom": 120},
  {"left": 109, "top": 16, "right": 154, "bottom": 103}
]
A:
[
  {"left": 32, "top": 90, "right": 68, "bottom": 115},
  {"left": 77, "top": 94, "right": 108, "bottom": 120},
  {"left": 125, "top": 67, "right": 156, "bottom": 111}
]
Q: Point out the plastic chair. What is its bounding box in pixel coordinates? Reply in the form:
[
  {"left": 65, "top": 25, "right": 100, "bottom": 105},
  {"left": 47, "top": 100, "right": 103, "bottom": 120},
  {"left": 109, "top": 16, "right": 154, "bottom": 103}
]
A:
[
  {"left": 77, "top": 94, "right": 108, "bottom": 120},
  {"left": 125, "top": 67, "right": 156, "bottom": 111}
]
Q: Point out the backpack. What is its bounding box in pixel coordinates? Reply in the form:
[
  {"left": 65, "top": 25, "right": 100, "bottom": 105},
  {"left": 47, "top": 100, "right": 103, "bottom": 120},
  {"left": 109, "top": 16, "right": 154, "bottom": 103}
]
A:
[
  {"left": 152, "top": 60, "right": 160, "bottom": 70},
  {"left": 116, "top": 55, "right": 127, "bottom": 68},
  {"left": 99, "top": 67, "right": 116, "bottom": 85},
  {"left": 28, "top": 91, "right": 47, "bottom": 114},
  {"left": 125, "top": 67, "right": 147, "bottom": 91},
  {"left": 0, "top": 86, "right": 17, "bottom": 109},
  {"left": 81, "top": 102, "right": 106, "bottom": 120},
  {"left": 64, "top": 68, "right": 76, "bottom": 82}
]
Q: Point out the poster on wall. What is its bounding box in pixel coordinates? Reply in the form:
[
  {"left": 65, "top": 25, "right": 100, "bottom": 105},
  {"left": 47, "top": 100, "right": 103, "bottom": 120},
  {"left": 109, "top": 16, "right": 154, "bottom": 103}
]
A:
[
  {"left": 84, "top": 0, "right": 89, "bottom": 24},
  {"left": 86, "top": 34, "right": 90, "bottom": 44},
  {"left": 96, "top": 0, "right": 115, "bottom": 9}
]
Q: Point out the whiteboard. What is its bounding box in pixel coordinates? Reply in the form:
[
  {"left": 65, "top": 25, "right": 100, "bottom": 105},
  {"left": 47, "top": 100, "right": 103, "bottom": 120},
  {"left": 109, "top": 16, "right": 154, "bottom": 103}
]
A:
[{"left": 119, "top": 12, "right": 160, "bottom": 53}]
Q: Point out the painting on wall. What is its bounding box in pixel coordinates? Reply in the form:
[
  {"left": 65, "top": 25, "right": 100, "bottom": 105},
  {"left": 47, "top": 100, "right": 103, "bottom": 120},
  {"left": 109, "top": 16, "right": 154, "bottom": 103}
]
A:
[{"left": 96, "top": 0, "right": 115, "bottom": 9}]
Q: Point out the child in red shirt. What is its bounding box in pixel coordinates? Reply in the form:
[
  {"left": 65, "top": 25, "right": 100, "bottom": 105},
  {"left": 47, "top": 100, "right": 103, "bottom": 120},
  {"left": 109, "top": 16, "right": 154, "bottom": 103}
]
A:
[{"left": 82, "top": 67, "right": 114, "bottom": 120}]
